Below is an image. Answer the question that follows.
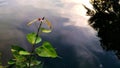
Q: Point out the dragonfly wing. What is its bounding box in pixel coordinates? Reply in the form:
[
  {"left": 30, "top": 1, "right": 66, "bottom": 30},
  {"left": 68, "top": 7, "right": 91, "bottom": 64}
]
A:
[
  {"left": 27, "top": 19, "right": 38, "bottom": 26},
  {"left": 45, "top": 19, "right": 52, "bottom": 29}
]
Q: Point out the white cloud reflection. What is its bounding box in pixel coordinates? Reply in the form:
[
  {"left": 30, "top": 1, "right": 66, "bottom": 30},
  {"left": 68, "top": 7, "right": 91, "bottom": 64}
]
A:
[
  {"left": 59, "top": 0, "right": 91, "bottom": 27},
  {"left": 14, "top": 0, "right": 61, "bottom": 9},
  {"left": 0, "top": 0, "right": 93, "bottom": 27},
  {"left": 11, "top": 0, "right": 92, "bottom": 27}
]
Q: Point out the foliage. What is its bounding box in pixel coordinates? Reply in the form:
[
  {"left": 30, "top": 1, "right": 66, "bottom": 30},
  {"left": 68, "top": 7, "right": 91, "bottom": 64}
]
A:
[
  {"left": 35, "top": 42, "right": 58, "bottom": 58},
  {"left": 26, "top": 33, "right": 42, "bottom": 44},
  {"left": 6, "top": 17, "right": 58, "bottom": 68},
  {"left": 85, "top": 0, "right": 120, "bottom": 59}
]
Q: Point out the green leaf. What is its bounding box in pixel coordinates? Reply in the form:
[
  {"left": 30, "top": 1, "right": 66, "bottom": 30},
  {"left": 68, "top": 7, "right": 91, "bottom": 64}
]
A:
[
  {"left": 11, "top": 45, "right": 25, "bottom": 51},
  {"left": 15, "top": 55, "right": 26, "bottom": 62},
  {"left": 8, "top": 60, "right": 16, "bottom": 65},
  {"left": 30, "top": 60, "right": 41, "bottom": 66},
  {"left": 35, "top": 42, "right": 58, "bottom": 58},
  {"left": 26, "top": 56, "right": 42, "bottom": 68},
  {"left": 11, "top": 45, "right": 25, "bottom": 55},
  {"left": 26, "top": 33, "right": 42, "bottom": 44},
  {"left": 40, "top": 28, "right": 51, "bottom": 33},
  {"left": 19, "top": 51, "right": 30, "bottom": 55},
  {"left": 11, "top": 45, "right": 27, "bottom": 62},
  {"left": 16, "top": 61, "right": 27, "bottom": 68}
]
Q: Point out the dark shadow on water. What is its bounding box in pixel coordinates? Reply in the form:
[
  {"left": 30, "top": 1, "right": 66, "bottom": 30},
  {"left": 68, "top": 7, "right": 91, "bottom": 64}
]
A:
[{"left": 86, "top": 0, "right": 120, "bottom": 59}]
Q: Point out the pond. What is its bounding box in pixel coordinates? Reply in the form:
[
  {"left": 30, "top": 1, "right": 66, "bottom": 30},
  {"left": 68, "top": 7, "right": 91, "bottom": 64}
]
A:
[{"left": 0, "top": 0, "right": 120, "bottom": 68}]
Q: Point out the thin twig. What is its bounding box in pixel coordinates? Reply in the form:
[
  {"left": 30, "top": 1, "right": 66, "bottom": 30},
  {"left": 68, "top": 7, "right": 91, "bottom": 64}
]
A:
[{"left": 28, "top": 21, "right": 43, "bottom": 68}]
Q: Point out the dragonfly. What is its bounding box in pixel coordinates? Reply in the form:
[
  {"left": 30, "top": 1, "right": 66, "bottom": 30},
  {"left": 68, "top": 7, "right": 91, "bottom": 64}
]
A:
[{"left": 27, "top": 17, "right": 52, "bottom": 33}]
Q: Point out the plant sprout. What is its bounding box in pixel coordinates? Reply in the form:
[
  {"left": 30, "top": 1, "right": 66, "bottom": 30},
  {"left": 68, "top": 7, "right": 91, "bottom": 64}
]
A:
[{"left": 8, "top": 17, "right": 58, "bottom": 68}]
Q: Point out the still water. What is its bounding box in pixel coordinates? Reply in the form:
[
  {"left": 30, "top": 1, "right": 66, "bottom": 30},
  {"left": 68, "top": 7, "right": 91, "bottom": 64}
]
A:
[{"left": 0, "top": 0, "right": 120, "bottom": 68}]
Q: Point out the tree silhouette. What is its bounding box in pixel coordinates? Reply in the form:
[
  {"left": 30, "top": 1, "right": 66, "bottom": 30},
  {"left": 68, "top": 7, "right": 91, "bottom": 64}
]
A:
[{"left": 85, "top": 0, "right": 120, "bottom": 59}]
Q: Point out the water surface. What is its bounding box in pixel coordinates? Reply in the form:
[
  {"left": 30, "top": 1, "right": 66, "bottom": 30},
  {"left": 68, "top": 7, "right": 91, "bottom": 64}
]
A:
[{"left": 0, "top": 0, "right": 120, "bottom": 68}]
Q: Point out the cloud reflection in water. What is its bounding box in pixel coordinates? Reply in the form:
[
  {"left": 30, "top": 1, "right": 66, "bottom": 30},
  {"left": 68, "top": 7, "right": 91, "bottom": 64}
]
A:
[{"left": 0, "top": 0, "right": 120, "bottom": 68}]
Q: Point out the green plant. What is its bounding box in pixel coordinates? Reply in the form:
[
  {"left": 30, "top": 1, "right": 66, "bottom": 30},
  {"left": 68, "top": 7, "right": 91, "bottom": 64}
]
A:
[{"left": 8, "top": 17, "right": 58, "bottom": 68}]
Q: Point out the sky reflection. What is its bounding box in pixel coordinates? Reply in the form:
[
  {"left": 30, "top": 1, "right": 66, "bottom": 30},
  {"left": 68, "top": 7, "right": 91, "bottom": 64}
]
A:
[{"left": 0, "top": 0, "right": 120, "bottom": 68}]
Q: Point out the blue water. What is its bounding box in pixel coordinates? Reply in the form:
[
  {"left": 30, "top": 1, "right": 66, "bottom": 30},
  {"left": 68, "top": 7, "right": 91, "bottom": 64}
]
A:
[{"left": 0, "top": 0, "right": 120, "bottom": 68}]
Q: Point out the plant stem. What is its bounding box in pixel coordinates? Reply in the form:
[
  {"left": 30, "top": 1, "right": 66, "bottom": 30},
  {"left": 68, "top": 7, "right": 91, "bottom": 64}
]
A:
[
  {"left": 33, "top": 21, "right": 43, "bottom": 51},
  {"left": 28, "top": 21, "right": 43, "bottom": 68}
]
